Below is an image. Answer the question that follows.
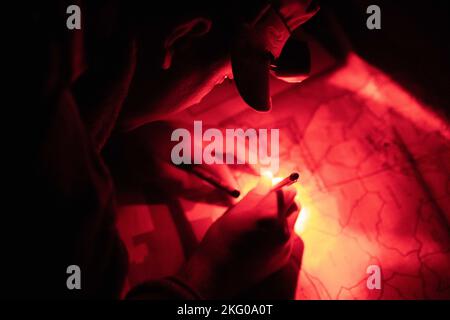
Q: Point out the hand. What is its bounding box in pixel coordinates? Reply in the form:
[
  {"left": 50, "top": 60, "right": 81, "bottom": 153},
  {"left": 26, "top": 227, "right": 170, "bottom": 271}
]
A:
[
  {"left": 108, "top": 120, "right": 258, "bottom": 206},
  {"left": 177, "top": 177, "right": 301, "bottom": 299}
]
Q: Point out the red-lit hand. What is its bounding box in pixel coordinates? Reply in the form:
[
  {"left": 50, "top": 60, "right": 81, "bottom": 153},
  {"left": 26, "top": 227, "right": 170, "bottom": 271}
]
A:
[
  {"left": 177, "top": 178, "right": 302, "bottom": 299},
  {"left": 110, "top": 120, "right": 258, "bottom": 206}
]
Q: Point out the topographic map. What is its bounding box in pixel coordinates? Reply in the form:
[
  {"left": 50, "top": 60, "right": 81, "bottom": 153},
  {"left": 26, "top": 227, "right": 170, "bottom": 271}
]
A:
[{"left": 115, "top": 53, "right": 450, "bottom": 299}]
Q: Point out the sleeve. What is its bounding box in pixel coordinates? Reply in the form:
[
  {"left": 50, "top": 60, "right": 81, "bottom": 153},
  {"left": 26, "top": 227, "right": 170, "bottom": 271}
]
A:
[
  {"left": 126, "top": 277, "right": 203, "bottom": 300},
  {"left": 3, "top": 0, "right": 130, "bottom": 298}
]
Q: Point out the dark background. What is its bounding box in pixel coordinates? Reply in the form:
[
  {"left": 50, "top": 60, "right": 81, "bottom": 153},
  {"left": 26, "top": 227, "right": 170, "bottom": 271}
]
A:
[{"left": 312, "top": 0, "right": 450, "bottom": 119}]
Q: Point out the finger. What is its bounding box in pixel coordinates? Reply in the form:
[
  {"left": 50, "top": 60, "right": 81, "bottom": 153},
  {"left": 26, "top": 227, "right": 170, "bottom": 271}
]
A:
[
  {"left": 286, "top": 202, "right": 300, "bottom": 218},
  {"left": 281, "top": 198, "right": 300, "bottom": 241},
  {"left": 279, "top": 205, "right": 300, "bottom": 241},
  {"left": 276, "top": 186, "right": 297, "bottom": 218},
  {"left": 288, "top": 236, "right": 305, "bottom": 268},
  {"left": 194, "top": 163, "right": 240, "bottom": 203},
  {"left": 285, "top": 205, "right": 300, "bottom": 238},
  {"left": 263, "top": 185, "right": 297, "bottom": 216},
  {"left": 196, "top": 163, "right": 239, "bottom": 191},
  {"left": 255, "top": 185, "right": 297, "bottom": 223},
  {"left": 157, "top": 162, "right": 234, "bottom": 206}
]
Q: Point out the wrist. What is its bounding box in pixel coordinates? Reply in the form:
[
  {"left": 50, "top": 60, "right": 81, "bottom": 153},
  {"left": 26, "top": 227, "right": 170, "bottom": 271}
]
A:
[{"left": 176, "top": 253, "right": 223, "bottom": 299}]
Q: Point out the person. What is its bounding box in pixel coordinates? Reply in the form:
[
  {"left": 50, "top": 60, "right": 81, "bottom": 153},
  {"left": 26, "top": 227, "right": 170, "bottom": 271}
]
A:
[{"left": 9, "top": 0, "right": 318, "bottom": 299}]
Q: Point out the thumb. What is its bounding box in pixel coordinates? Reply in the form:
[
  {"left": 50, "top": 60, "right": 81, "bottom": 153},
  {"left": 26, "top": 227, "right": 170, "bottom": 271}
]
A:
[{"left": 255, "top": 185, "right": 297, "bottom": 222}]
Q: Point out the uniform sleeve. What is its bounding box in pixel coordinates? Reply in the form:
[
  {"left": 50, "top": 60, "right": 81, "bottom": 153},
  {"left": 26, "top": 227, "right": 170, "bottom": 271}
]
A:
[
  {"left": 3, "top": 0, "right": 131, "bottom": 298},
  {"left": 126, "top": 277, "right": 202, "bottom": 300}
]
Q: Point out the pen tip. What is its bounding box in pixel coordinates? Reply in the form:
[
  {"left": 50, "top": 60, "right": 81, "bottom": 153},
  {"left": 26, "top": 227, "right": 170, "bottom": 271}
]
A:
[
  {"left": 230, "top": 190, "right": 241, "bottom": 198},
  {"left": 290, "top": 172, "right": 300, "bottom": 181}
]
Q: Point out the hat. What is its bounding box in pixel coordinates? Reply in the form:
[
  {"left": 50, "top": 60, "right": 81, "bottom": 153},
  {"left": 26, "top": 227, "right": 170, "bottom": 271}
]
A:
[{"left": 231, "top": 0, "right": 319, "bottom": 111}]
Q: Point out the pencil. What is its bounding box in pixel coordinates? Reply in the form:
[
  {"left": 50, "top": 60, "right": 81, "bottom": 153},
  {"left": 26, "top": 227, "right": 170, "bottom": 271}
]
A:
[
  {"left": 271, "top": 172, "right": 300, "bottom": 191},
  {"left": 174, "top": 164, "right": 241, "bottom": 198}
]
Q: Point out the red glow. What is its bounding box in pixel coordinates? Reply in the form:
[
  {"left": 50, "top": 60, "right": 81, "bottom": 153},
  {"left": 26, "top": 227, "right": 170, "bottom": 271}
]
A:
[{"left": 117, "top": 53, "right": 450, "bottom": 300}]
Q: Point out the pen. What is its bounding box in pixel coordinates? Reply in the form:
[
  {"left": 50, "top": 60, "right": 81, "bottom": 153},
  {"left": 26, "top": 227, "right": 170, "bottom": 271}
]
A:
[
  {"left": 271, "top": 172, "right": 300, "bottom": 191},
  {"left": 174, "top": 163, "right": 241, "bottom": 198}
]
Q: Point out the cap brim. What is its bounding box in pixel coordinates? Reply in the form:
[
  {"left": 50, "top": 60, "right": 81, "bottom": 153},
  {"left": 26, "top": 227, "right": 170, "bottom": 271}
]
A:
[
  {"left": 231, "top": 44, "right": 272, "bottom": 112},
  {"left": 231, "top": 1, "right": 319, "bottom": 111},
  {"left": 270, "top": 38, "right": 311, "bottom": 83}
]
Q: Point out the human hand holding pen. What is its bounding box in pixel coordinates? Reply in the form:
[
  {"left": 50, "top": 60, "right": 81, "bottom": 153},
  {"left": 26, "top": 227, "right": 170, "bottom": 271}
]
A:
[
  {"left": 108, "top": 120, "right": 259, "bottom": 206},
  {"left": 177, "top": 173, "right": 302, "bottom": 299}
]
